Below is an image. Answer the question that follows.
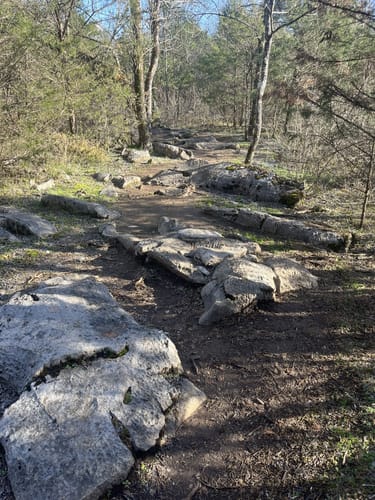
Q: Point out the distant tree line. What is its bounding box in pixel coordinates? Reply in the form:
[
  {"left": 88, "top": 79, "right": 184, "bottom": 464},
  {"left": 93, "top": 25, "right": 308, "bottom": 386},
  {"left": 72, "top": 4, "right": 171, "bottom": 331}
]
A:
[{"left": 0, "top": 0, "right": 374, "bottom": 224}]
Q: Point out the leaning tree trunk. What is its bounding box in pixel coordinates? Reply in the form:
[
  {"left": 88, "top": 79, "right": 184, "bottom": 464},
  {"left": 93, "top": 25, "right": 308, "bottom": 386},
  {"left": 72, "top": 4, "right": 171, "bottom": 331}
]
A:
[
  {"left": 145, "top": 0, "right": 161, "bottom": 124},
  {"left": 130, "top": 0, "right": 149, "bottom": 149},
  {"left": 245, "top": 0, "right": 275, "bottom": 165}
]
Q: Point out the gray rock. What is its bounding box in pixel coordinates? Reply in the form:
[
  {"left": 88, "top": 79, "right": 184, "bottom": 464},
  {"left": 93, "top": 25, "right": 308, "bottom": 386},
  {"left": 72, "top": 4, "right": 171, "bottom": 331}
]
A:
[
  {"left": 0, "top": 277, "right": 205, "bottom": 500},
  {"left": 158, "top": 216, "right": 185, "bottom": 235},
  {"left": 149, "top": 239, "right": 210, "bottom": 285},
  {"left": 185, "top": 159, "right": 209, "bottom": 169},
  {"left": 135, "top": 238, "right": 162, "bottom": 256},
  {"left": 41, "top": 194, "right": 120, "bottom": 220},
  {"left": 121, "top": 149, "right": 151, "bottom": 163},
  {"left": 154, "top": 187, "right": 189, "bottom": 197},
  {"left": 177, "top": 228, "right": 223, "bottom": 243},
  {"left": 112, "top": 176, "right": 142, "bottom": 189},
  {"left": 236, "top": 209, "right": 267, "bottom": 230},
  {"left": 193, "top": 142, "right": 239, "bottom": 151},
  {"left": 199, "top": 280, "right": 241, "bottom": 326},
  {"left": 100, "top": 185, "right": 118, "bottom": 198},
  {"left": 93, "top": 172, "right": 111, "bottom": 183},
  {"left": 116, "top": 233, "right": 141, "bottom": 252},
  {"left": 147, "top": 170, "right": 188, "bottom": 188},
  {"left": 188, "top": 242, "right": 248, "bottom": 267},
  {"left": 205, "top": 206, "right": 347, "bottom": 251},
  {"left": 164, "top": 378, "right": 206, "bottom": 437},
  {"left": 152, "top": 142, "right": 193, "bottom": 160},
  {"left": 264, "top": 257, "right": 318, "bottom": 294},
  {"left": 199, "top": 259, "right": 277, "bottom": 325},
  {"left": 0, "top": 207, "right": 57, "bottom": 238},
  {"left": 99, "top": 223, "right": 118, "bottom": 240},
  {"left": 191, "top": 163, "right": 303, "bottom": 206},
  {"left": 0, "top": 227, "right": 20, "bottom": 242},
  {"left": 177, "top": 136, "right": 218, "bottom": 149},
  {"left": 213, "top": 259, "right": 277, "bottom": 300}
]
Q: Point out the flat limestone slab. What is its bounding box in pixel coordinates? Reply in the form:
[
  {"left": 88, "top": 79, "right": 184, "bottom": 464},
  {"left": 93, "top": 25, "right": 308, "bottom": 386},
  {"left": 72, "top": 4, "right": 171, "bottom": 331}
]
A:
[
  {"left": 192, "top": 164, "right": 303, "bottom": 206},
  {"left": 0, "top": 277, "right": 205, "bottom": 500},
  {"left": 0, "top": 207, "right": 57, "bottom": 238},
  {"left": 204, "top": 206, "right": 347, "bottom": 251},
  {"left": 0, "top": 277, "right": 147, "bottom": 394},
  {"left": 41, "top": 194, "right": 120, "bottom": 219}
]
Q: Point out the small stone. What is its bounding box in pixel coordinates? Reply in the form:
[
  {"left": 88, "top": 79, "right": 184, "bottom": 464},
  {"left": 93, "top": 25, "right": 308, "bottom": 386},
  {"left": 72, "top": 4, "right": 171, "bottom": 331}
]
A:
[
  {"left": 112, "top": 176, "right": 142, "bottom": 189},
  {"left": 158, "top": 216, "right": 184, "bottom": 235},
  {"left": 100, "top": 185, "right": 118, "bottom": 198},
  {"left": 121, "top": 149, "right": 151, "bottom": 163},
  {"left": 92, "top": 173, "right": 111, "bottom": 183},
  {"left": 99, "top": 223, "right": 118, "bottom": 240},
  {"left": 36, "top": 179, "right": 55, "bottom": 192}
]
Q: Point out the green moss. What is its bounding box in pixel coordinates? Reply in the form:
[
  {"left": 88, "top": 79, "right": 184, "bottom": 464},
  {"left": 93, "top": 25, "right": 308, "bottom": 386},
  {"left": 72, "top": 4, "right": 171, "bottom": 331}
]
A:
[{"left": 279, "top": 189, "right": 303, "bottom": 208}]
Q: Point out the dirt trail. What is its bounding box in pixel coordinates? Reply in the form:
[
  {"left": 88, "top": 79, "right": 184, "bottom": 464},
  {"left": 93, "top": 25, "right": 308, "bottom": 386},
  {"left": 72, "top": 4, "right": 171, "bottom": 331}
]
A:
[{"left": 0, "top": 146, "right": 374, "bottom": 500}]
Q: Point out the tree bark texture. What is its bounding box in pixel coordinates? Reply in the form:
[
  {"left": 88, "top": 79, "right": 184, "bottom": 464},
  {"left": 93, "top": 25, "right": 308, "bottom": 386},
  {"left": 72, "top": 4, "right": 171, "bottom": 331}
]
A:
[
  {"left": 145, "top": 0, "right": 161, "bottom": 124},
  {"left": 245, "top": 0, "right": 275, "bottom": 165},
  {"left": 130, "top": 0, "right": 150, "bottom": 149}
]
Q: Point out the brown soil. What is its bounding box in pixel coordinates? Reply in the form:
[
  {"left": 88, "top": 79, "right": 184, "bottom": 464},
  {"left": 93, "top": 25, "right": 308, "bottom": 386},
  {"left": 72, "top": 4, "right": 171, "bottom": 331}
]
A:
[{"left": 0, "top": 149, "right": 374, "bottom": 500}]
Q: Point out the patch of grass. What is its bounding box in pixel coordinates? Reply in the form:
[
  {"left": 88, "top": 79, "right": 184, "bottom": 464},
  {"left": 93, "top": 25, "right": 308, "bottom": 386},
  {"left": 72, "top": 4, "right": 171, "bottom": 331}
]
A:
[
  {"left": 0, "top": 246, "right": 42, "bottom": 266},
  {"left": 238, "top": 230, "right": 293, "bottom": 252},
  {"left": 199, "top": 196, "right": 287, "bottom": 217}
]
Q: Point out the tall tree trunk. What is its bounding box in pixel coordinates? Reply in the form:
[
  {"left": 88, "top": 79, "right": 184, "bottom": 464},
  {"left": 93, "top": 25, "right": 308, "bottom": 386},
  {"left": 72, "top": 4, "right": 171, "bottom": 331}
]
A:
[
  {"left": 360, "top": 140, "right": 374, "bottom": 229},
  {"left": 130, "top": 0, "right": 149, "bottom": 149},
  {"left": 145, "top": 0, "right": 161, "bottom": 124},
  {"left": 245, "top": 0, "right": 275, "bottom": 165}
]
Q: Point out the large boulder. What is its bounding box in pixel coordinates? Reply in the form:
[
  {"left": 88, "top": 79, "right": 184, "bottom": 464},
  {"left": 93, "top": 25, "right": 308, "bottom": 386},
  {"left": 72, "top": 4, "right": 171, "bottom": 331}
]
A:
[
  {"left": 0, "top": 277, "right": 205, "bottom": 500},
  {"left": 199, "top": 259, "right": 277, "bottom": 325},
  {"left": 191, "top": 163, "right": 303, "bottom": 206},
  {"left": 121, "top": 148, "right": 151, "bottom": 163},
  {"left": 0, "top": 207, "right": 57, "bottom": 238},
  {"left": 264, "top": 257, "right": 318, "bottom": 294}
]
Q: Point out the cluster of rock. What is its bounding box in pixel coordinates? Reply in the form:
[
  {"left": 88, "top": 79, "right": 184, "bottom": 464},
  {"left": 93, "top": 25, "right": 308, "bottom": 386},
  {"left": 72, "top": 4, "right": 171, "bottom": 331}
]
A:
[
  {"left": 0, "top": 277, "right": 205, "bottom": 500},
  {"left": 204, "top": 205, "right": 349, "bottom": 251},
  {"left": 0, "top": 196, "right": 122, "bottom": 242},
  {"left": 175, "top": 135, "right": 240, "bottom": 151},
  {"left": 100, "top": 217, "right": 318, "bottom": 325},
  {"left": 152, "top": 142, "right": 194, "bottom": 160},
  {"left": 146, "top": 162, "right": 304, "bottom": 207}
]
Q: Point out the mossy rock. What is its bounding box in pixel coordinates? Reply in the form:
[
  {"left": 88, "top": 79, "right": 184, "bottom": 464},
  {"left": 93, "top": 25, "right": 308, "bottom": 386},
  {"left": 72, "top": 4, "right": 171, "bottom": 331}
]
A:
[{"left": 280, "top": 189, "right": 303, "bottom": 208}]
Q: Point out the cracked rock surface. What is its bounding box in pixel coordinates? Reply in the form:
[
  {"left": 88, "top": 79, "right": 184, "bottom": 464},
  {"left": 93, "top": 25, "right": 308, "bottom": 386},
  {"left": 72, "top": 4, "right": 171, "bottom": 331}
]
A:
[
  {"left": 0, "top": 277, "right": 205, "bottom": 500},
  {"left": 100, "top": 218, "right": 318, "bottom": 325},
  {"left": 0, "top": 207, "right": 57, "bottom": 238}
]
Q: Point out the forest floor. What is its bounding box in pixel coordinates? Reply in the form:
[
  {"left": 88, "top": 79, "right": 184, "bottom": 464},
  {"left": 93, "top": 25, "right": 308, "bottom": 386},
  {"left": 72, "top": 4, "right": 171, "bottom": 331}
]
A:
[{"left": 0, "top": 141, "right": 374, "bottom": 499}]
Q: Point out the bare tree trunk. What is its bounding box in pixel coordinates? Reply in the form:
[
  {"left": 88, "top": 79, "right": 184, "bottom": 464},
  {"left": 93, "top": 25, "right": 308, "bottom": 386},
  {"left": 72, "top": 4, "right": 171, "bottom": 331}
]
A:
[
  {"left": 245, "top": 0, "right": 275, "bottom": 165},
  {"left": 53, "top": 0, "right": 76, "bottom": 42},
  {"left": 360, "top": 140, "right": 374, "bottom": 229},
  {"left": 130, "top": 0, "right": 149, "bottom": 149},
  {"left": 145, "top": 0, "right": 161, "bottom": 124}
]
